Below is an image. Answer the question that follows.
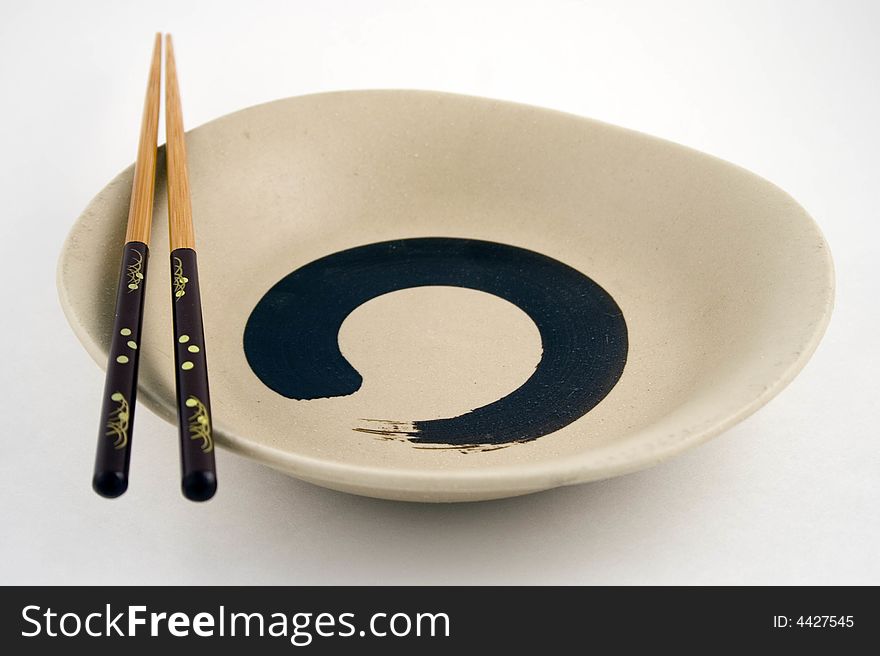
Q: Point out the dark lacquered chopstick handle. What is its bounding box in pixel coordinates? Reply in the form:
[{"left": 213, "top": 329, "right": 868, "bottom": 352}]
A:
[
  {"left": 170, "top": 248, "right": 217, "bottom": 501},
  {"left": 93, "top": 241, "right": 149, "bottom": 498}
]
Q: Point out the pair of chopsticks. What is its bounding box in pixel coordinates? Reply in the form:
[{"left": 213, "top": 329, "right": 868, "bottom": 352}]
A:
[{"left": 93, "top": 34, "right": 217, "bottom": 502}]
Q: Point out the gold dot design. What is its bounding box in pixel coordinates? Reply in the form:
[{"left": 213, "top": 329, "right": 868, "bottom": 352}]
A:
[
  {"left": 178, "top": 334, "right": 203, "bottom": 371},
  {"left": 115, "top": 328, "right": 137, "bottom": 365}
]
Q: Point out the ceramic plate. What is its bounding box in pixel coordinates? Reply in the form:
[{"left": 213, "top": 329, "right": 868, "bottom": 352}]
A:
[{"left": 58, "top": 90, "right": 834, "bottom": 501}]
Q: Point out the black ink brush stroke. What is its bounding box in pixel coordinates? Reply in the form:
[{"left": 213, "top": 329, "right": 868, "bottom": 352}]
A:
[{"left": 244, "top": 238, "right": 627, "bottom": 447}]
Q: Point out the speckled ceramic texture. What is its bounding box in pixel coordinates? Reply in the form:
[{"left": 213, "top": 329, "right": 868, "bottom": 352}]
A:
[{"left": 58, "top": 90, "right": 834, "bottom": 502}]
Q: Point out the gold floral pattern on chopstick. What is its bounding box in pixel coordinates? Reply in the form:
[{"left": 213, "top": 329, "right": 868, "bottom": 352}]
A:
[
  {"left": 105, "top": 392, "right": 130, "bottom": 450},
  {"left": 172, "top": 256, "right": 188, "bottom": 300},
  {"left": 185, "top": 396, "right": 212, "bottom": 453},
  {"left": 126, "top": 249, "right": 145, "bottom": 292}
]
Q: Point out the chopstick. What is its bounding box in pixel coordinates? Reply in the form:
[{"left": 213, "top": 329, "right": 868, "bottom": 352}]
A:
[
  {"left": 92, "top": 33, "right": 216, "bottom": 501},
  {"left": 93, "top": 34, "right": 162, "bottom": 498},
  {"left": 165, "top": 34, "right": 218, "bottom": 501}
]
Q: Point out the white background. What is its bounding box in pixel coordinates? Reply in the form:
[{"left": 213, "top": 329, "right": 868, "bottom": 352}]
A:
[{"left": 1, "top": 0, "right": 877, "bottom": 584}]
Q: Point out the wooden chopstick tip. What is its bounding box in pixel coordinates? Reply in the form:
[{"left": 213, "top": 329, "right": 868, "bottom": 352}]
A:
[
  {"left": 165, "top": 34, "right": 178, "bottom": 77},
  {"left": 149, "top": 32, "right": 161, "bottom": 63}
]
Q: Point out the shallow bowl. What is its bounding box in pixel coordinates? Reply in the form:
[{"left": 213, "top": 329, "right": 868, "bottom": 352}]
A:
[{"left": 58, "top": 90, "right": 834, "bottom": 501}]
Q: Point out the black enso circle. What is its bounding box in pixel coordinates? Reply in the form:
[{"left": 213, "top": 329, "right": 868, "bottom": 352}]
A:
[{"left": 244, "top": 238, "right": 627, "bottom": 449}]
